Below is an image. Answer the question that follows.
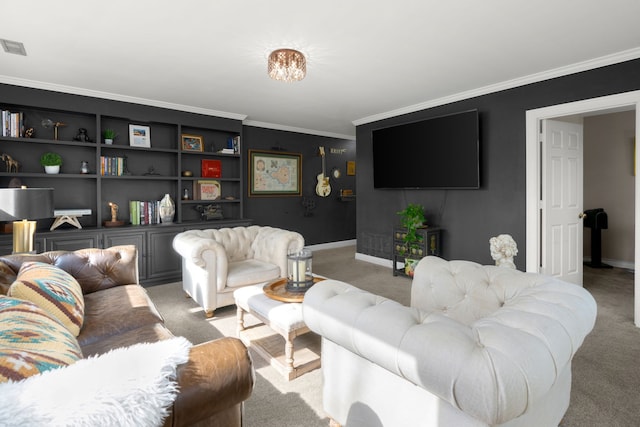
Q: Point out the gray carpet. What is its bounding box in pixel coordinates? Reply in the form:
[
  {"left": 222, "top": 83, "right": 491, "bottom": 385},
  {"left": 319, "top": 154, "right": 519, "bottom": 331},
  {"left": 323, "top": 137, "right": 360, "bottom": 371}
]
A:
[{"left": 146, "top": 246, "right": 640, "bottom": 426}]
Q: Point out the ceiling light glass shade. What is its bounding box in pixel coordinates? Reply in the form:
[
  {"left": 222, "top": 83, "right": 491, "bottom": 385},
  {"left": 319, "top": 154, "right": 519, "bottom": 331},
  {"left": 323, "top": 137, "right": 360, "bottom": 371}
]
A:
[{"left": 268, "top": 49, "right": 306, "bottom": 82}]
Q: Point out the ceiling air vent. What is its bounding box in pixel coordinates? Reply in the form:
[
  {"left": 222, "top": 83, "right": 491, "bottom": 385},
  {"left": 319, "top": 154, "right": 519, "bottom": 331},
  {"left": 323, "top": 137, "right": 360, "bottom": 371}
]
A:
[{"left": 0, "top": 39, "right": 27, "bottom": 56}]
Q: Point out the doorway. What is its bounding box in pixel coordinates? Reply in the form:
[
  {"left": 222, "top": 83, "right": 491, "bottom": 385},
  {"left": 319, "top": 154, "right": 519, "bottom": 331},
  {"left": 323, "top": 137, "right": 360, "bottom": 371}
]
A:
[{"left": 525, "top": 90, "right": 640, "bottom": 327}]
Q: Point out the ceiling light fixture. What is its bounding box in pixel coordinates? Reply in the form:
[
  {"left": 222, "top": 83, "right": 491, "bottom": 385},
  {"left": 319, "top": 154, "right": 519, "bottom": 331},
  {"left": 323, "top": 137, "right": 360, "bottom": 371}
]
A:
[{"left": 268, "top": 49, "right": 306, "bottom": 82}]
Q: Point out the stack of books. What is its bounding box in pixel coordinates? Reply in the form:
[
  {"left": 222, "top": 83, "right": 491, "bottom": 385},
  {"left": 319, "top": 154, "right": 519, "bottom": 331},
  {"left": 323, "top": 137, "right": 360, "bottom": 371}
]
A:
[
  {"left": 2, "top": 110, "right": 24, "bottom": 137},
  {"left": 129, "top": 200, "right": 161, "bottom": 225},
  {"left": 100, "top": 156, "right": 126, "bottom": 176}
]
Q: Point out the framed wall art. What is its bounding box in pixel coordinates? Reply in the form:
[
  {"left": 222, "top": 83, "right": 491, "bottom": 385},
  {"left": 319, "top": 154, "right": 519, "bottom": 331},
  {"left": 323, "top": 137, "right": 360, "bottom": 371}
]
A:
[
  {"left": 194, "top": 179, "right": 221, "bottom": 201},
  {"left": 129, "top": 124, "right": 151, "bottom": 148},
  {"left": 181, "top": 134, "right": 204, "bottom": 152},
  {"left": 346, "top": 160, "right": 356, "bottom": 176},
  {"left": 248, "top": 150, "right": 301, "bottom": 197}
]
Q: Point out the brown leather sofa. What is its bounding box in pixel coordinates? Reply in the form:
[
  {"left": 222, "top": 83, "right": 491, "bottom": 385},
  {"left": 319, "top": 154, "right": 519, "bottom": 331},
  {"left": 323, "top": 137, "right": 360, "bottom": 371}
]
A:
[{"left": 0, "top": 245, "right": 254, "bottom": 427}]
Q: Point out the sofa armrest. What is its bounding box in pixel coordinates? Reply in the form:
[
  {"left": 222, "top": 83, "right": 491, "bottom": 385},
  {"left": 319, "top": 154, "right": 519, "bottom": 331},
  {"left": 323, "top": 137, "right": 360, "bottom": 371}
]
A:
[
  {"left": 164, "top": 337, "right": 254, "bottom": 426},
  {"left": 173, "top": 232, "right": 229, "bottom": 286},
  {"left": 303, "top": 279, "right": 597, "bottom": 425},
  {"left": 252, "top": 227, "right": 304, "bottom": 276}
]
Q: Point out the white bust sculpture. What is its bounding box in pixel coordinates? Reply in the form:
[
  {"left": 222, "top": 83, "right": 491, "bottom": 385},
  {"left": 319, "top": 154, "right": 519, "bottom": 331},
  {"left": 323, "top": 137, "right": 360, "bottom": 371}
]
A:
[{"left": 489, "top": 234, "right": 518, "bottom": 269}]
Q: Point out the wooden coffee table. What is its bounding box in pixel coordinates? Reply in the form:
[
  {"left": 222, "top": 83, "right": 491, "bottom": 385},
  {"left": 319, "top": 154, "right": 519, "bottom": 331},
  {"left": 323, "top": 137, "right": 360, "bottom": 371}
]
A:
[{"left": 233, "top": 280, "right": 322, "bottom": 381}]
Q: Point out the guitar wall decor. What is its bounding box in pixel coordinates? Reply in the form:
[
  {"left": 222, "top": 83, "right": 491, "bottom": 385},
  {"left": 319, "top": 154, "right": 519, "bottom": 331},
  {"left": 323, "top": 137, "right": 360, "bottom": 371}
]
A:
[{"left": 315, "top": 146, "right": 331, "bottom": 197}]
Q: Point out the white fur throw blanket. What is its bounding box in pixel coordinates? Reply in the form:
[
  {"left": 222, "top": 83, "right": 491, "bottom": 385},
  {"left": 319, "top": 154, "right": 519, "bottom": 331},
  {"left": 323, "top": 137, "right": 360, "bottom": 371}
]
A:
[{"left": 0, "top": 337, "right": 192, "bottom": 427}]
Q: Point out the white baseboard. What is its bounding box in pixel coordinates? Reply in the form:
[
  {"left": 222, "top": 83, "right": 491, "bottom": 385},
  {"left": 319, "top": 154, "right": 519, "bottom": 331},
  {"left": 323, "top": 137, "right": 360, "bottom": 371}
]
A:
[
  {"left": 307, "top": 239, "right": 357, "bottom": 251},
  {"left": 352, "top": 253, "right": 636, "bottom": 272},
  {"left": 355, "top": 252, "right": 393, "bottom": 268},
  {"left": 583, "top": 257, "right": 635, "bottom": 271}
]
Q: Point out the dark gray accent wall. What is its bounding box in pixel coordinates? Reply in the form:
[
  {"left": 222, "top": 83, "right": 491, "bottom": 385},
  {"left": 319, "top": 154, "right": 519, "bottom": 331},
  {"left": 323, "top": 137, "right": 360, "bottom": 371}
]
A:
[
  {"left": 243, "top": 126, "right": 356, "bottom": 245},
  {"left": 356, "top": 59, "right": 640, "bottom": 269}
]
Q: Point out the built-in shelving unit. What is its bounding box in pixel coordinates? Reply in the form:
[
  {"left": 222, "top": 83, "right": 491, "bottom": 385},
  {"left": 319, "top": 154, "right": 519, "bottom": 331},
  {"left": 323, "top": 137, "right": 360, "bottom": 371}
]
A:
[{"left": 0, "top": 102, "right": 251, "bottom": 285}]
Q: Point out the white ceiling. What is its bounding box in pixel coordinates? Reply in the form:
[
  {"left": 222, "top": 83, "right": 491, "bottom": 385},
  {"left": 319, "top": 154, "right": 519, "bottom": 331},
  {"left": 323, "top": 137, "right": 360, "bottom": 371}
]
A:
[{"left": 2, "top": 1, "right": 640, "bottom": 139}]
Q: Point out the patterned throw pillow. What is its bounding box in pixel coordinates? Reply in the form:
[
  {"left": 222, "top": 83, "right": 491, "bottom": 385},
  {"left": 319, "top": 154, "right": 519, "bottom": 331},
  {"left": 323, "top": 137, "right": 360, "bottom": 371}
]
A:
[
  {"left": 0, "top": 296, "right": 83, "bottom": 382},
  {"left": 8, "top": 262, "right": 85, "bottom": 336}
]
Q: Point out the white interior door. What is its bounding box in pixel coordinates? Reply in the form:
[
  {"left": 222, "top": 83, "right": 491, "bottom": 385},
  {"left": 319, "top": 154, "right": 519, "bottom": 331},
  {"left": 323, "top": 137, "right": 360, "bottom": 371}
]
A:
[{"left": 541, "top": 119, "right": 584, "bottom": 284}]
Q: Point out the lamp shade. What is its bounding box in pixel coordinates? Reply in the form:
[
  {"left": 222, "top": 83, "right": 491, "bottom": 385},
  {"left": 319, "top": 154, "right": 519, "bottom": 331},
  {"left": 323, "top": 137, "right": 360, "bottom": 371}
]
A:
[{"left": 0, "top": 187, "right": 54, "bottom": 221}]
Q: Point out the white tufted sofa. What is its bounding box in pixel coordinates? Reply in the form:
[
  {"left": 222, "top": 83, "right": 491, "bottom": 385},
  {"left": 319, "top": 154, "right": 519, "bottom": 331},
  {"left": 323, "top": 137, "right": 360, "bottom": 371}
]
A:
[
  {"left": 303, "top": 256, "right": 597, "bottom": 427},
  {"left": 173, "top": 226, "right": 304, "bottom": 317}
]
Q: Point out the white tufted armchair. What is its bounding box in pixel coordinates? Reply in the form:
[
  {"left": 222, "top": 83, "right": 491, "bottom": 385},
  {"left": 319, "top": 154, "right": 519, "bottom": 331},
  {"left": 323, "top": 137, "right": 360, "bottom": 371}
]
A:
[
  {"left": 173, "top": 226, "right": 304, "bottom": 317},
  {"left": 303, "top": 256, "right": 597, "bottom": 427}
]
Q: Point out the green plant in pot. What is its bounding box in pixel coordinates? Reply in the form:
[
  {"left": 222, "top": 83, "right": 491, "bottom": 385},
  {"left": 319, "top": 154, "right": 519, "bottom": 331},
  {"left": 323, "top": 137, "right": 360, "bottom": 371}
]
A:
[
  {"left": 40, "top": 152, "right": 62, "bottom": 174},
  {"left": 397, "top": 203, "right": 426, "bottom": 276},
  {"left": 103, "top": 129, "right": 117, "bottom": 145}
]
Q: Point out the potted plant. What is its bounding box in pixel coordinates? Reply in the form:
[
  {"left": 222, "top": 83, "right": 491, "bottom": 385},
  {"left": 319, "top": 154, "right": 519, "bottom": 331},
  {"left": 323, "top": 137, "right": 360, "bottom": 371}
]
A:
[
  {"left": 103, "top": 129, "right": 117, "bottom": 145},
  {"left": 40, "top": 152, "right": 62, "bottom": 174},
  {"left": 397, "top": 203, "right": 426, "bottom": 276}
]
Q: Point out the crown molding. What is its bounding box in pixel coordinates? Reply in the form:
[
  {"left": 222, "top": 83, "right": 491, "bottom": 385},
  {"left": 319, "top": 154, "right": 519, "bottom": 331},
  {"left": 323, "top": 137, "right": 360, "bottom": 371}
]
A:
[
  {"left": 353, "top": 47, "right": 640, "bottom": 127},
  {"left": 243, "top": 119, "right": 355, "bottom": 141},
  {"left": 0, "top": 75, "right": 248, "bottom": 121}
]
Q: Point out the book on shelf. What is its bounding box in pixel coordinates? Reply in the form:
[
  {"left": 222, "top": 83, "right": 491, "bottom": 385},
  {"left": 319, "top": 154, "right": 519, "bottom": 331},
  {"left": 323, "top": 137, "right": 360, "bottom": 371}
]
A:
[
  {"left": 218, "top": 148, "right": 235, "bottom": 154},
  {"left": 201, "top": 159, "right": 221, "bottom": 178}
]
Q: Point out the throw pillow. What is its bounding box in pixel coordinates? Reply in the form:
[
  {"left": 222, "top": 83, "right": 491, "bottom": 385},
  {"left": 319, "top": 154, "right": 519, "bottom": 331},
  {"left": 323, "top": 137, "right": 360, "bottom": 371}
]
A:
[
  {"left": 8, "top": 261, "right": 85, "bottom": 336},
  {"left": 0, "top": 296, "right": 83, "bottom": 383},
  {"left": 0, "top": 336, "right": 192, "bottom": 426}
]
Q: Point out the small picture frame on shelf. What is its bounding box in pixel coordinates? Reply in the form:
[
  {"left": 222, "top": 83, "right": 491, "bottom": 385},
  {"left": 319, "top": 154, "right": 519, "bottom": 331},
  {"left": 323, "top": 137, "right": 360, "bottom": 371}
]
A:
[
  {"left": 194, "top": 179, "right": 221, "bottom": 201},
  {"left": 129, "top": 124, "right": 151, "bottom": 148},
  {"left": 181, "top": 134, "right": 204, "bottom": 152}
]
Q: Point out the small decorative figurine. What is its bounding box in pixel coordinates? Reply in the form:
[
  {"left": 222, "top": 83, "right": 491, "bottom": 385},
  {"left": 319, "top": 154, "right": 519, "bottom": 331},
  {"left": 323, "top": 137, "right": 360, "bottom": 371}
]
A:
[
  {"left": 489, "top": 234, "right": 518, "bottom": 269},
  {"left": 24, "top": 128, "right": 34, "bottom": 138},
  {"left": 73, "top": 128, "right": 93, "bottom": 142},
  {"left": 1, "top": 153, "right": 19, "bottom": 173},
  {"left": 109, "top": 202, "right": 118, "bottom": 222},
  {"left": 103, "top": 202, "right": 125, "bottom": 227}
]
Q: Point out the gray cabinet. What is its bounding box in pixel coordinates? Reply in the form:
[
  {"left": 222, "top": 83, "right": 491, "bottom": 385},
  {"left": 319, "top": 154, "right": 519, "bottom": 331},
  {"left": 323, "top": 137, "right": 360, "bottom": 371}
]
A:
[
  {"left": 0, "top": 219, "right": 253, "bottom": 286},
  {"left": 392, "top": 227, "right": 442, "bottom": 277},
  {"left": 43, "top": 232, "right": 100, "bottom": 251},
  {"left": 147, "top": 228, "right": 182, "bottom": 284}
]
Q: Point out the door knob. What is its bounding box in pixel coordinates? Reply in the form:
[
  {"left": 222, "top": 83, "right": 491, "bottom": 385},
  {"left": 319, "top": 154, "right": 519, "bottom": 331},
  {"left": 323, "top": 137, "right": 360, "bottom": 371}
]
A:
[{"left": 578, "top": 212, "right": 587, "bottom": 219}]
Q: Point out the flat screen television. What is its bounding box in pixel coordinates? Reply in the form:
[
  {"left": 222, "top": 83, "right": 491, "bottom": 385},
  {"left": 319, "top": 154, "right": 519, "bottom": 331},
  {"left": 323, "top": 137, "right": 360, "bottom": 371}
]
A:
[{"left": 372, "top": 110, "right": 480, "bottom": 189}]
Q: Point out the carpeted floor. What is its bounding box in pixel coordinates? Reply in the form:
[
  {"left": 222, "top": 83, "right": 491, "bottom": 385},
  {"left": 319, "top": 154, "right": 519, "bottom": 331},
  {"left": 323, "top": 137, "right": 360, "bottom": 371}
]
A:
[{"left": 146, "top": 245, "right": 640, "bottom": 427}]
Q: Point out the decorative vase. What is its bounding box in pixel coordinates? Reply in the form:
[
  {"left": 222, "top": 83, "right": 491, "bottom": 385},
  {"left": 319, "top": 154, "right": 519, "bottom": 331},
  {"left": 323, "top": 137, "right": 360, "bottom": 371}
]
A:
[
  {"left": 44, "top": 165, "right": 60, "bottom": 174},
  {"left": 159, "top": 193, "right": 175, "bottom": 224}
]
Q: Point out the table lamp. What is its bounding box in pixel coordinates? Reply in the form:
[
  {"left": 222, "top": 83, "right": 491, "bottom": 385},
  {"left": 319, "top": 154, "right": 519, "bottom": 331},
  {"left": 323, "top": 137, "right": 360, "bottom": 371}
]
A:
[{"left": 0, "top": 187, "right": 54, "bottom": 253}]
